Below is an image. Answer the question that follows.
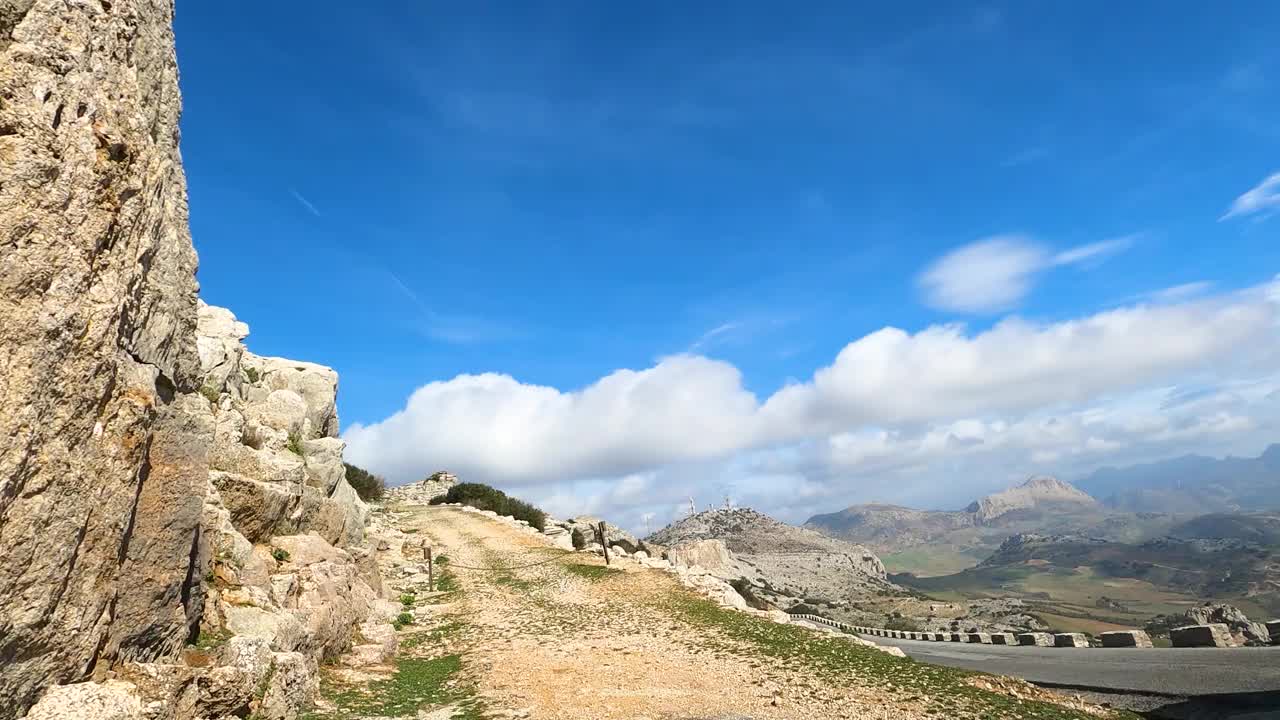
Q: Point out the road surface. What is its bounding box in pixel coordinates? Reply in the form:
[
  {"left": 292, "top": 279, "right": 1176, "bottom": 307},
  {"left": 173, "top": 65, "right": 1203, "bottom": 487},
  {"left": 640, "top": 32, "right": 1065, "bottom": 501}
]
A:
[{"left": 860, "top": 633, "right": 1280, "bottom": 696}]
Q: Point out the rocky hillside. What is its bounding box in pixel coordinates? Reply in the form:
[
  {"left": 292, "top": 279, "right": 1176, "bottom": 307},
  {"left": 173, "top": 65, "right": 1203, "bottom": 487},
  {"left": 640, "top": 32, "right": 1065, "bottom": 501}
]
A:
[
  {"left": 805, "top": 476, "right": 1108, "bottom": 570},
  {"left": 965, "top": 476, "right": 1097, "bottom": 523},
  {"left": 0, "top": 4, "right": 393, "bottom": 717},
  {"left": 647, "top": 508, "right": 890, "bottom": 605}
]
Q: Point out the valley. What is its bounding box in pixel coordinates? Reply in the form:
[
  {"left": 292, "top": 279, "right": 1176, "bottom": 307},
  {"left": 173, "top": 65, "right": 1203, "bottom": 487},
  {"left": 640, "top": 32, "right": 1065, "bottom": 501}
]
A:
[{"left": 798, "top": 448, "right": 1280, "bottom": 639}]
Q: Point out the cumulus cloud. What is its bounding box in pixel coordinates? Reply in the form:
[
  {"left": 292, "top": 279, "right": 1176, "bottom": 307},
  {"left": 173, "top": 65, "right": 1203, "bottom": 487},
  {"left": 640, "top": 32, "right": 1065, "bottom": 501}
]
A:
[
  {"left": 917, "top": 235, "right": 1135, "bottom": 313},
  {"left": 345, "top": 279, "right": 1280, "bottom": 528},
  {"left": 1222, "top": 172, "right": 1280, "bottom": 221}
]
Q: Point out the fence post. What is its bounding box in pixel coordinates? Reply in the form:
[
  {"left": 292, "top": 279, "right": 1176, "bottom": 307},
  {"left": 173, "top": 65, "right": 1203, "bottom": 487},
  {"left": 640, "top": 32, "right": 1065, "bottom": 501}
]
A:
[
  {"left": 425, "top": 546, "right": 434, "bottom": 592},
  {"left": 596, "top": 521, "right": 611, "bottom": 565}
]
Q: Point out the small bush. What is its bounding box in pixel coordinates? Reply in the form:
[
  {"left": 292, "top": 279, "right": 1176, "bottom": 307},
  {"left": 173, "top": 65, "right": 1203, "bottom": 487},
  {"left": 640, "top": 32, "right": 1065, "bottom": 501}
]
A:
[
  {"left": 400, "top": 593, "right": 416, "bottom": 607},
  {"left": 243, "top": 366, "right": 260, "bottom": 383},
  {"left": 344, "top": 462, "right": 386, "bottom": 502},
  {"left": 570, "top": 528, "right": 586, "bottom": 550},
  {"left": 393, "top": 612, "right": 415, "bottom": 630},
  {"left": 272, "top": 548, "right": 290, "bottom": 563},
  {"left": 285, "top": 432, "right": 303, "bottom": 455},
  {"left": 430, "top": 482, "right": 546, "bottom": 531},
  {"left": 730, "top": 578, "right": 771, "bottom": 611},
  {"left": 435, "top": 554, "right": 450, "bottom": 565},
  {"left": 199, "top": 384, "right": 220, "bottom": 404}
]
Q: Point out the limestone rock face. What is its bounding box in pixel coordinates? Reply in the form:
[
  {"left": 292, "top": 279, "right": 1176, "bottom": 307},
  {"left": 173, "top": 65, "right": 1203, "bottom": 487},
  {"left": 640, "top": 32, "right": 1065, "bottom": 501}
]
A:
[
  {"left": 667, "top": 539, "right": 737, "bottom": 575},
  {"left": 197, "top": 302, "right": 367, "bottom": 548},
  {"left": 0, "top": 1, "right": 210, "bottom": 713},
  {"left": 1183, "top": 603, "right": 1270, "bottom": 645}
]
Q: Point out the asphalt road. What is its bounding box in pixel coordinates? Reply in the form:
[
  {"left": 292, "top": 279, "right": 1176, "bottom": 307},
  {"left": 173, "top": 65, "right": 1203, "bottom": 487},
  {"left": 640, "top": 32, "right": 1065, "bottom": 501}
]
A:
[{"left": 860, "top": 633, "right": 1280, "bottom": 697}]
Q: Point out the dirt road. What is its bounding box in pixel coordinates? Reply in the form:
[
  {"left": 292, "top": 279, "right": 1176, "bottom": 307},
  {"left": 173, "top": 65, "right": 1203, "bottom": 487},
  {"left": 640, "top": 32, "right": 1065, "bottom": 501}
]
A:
[{"left": 306, "top": 504, "right": 1129, "bottom": 720}]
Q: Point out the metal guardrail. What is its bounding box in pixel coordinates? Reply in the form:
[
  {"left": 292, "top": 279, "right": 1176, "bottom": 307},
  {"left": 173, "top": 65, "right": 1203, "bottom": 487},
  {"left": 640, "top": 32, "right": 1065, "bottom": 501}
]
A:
[{"left": 786, "top": 614, "right": 1272, "bottom": 649}]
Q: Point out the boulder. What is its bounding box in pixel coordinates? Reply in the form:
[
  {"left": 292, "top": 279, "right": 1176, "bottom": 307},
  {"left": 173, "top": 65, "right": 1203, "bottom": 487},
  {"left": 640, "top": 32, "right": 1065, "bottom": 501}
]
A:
[
  {"left": 1054, "top": 633, "right": 1089, "bottom": 648},
  {"left": 259, "top": 652, "right": 318, "bottom": 720},
  {"left": 1018, "top": 633, "right": 1054, "bottom": 647},
  {"left": 666, "top": 539, "right": 736, "bottom": 575},
  {"left": 1171, "top": 624, "right": 1235, "bottom": 648},
  {"left": 1100, "top": 630, "right": 1153, "bottom": 648},
  {"left": 1183, "top": 603, "right": 1270, "bottom": 645},
  {"left": 25, "top": 682, "right": 144, "bottom": 720}
]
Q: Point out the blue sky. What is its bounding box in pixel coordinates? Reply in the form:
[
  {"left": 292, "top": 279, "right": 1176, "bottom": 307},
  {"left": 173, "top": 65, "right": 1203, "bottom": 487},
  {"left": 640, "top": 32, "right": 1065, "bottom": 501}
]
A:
[{"left": 176, "top": 3, "right": 1280, "bottom": 527}]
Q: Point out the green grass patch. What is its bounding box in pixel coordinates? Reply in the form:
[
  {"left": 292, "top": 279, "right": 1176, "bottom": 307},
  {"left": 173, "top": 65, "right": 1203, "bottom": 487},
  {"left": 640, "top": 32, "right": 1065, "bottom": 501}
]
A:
[
  {"left": 564, "top": 563, "right": 622, "bottom": 581},
  {"left": 401, "top": 620, "right": 467, "bottom": 650},
  {"left": 663, "top": 591, "right": 1136, "bottom": 720},
  {"left": 190, "top": 628, "right": 232, "bottom": 650},
  {"left": 307, "top": 655, "right": 483, "bottom": 719}
]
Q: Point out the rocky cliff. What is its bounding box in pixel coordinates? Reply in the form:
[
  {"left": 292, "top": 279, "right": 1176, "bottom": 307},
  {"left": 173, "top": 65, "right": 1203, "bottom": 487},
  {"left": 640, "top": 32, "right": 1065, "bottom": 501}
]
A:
[
  {"left": 0, "top": 4, "right": 384, "bottom": 717},
  {"left": 1, "top": 0, "right": 208, "bottom": 711}
]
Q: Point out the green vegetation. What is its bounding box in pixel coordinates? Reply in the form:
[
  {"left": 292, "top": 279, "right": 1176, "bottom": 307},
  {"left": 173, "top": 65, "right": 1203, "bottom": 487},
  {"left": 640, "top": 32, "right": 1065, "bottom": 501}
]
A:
[
  {"left": 570, "top": 527, "right": 586, "bottom": 550},
  {"left": 243, "top": 366, "right": 260, "bottom": 383},
  {"left": 882, "top": 547, "right": 987, "bottom": 577},
  {"left": 428, "top": 482, "right": 547, "bottom": 531},
  {"left": 307, "top": 655, "right": 484, "bottom": 719},
  {"left": 199, "top": 384, "right": 220, "bottom": 404},
  {"left": 344, "top": 462, "right": 386, "bottom": 502},
  {"left": 272, "top": 547, "right": 290, "bottom": 563},
  {"left": 191, "top": 628, "right": 232, "bottom": 650},
  {"left": 729, "top": 578, "right": 771, "bottom": 611},
  {"left": 664, "top": 591, "right": 1135, "bottom": 720},
  {"left": 564, "top": 563, "right": 622, "bottom": 581},
  {"left": 393, "top": 612, "right": 415, "bottom": 630},
  {"left": 286, "top": 432, "right": 303, "bottom": 455},
  {"left": 400, "top": 593, "right": 416, "bottom": 607}
]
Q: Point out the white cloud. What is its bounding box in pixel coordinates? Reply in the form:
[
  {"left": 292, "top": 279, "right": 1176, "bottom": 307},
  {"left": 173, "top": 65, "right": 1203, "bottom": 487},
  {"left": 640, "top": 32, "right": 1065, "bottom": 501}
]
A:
[
  {"left": 345, "top": 279, "right": 1280, "bottom": 529},
  {"left": 917, "top": 234, "right": 1135, "bottom": 313},
  {"left": 1222, "top": 172, "right": 1280, "bottom": 221},
  {"left": 917, "top": 235, "right": 1047, "bottom": 313}
]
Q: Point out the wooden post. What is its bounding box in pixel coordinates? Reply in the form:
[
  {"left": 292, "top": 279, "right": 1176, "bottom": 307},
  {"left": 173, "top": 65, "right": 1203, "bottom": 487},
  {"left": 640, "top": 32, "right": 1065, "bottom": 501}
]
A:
[
  {"left": 596, "top": 521, "right": 610, "bottom": 566},
  {"left": 425, "top": 546, "right": 434, "bottom": 592}
]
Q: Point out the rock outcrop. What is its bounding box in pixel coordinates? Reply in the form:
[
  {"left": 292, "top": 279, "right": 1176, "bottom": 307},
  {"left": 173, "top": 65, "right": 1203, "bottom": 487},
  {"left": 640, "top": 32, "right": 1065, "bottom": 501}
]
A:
[
  {"left": 966, "top": 476, "right": 1097, "bottom": 525},
  {"left": 1183, "top": 603, "right": 1271, "bottom": 646},
  {"left": 648, "top": 508, "right": 891, "bottom": 610},
  {"left": 198, "top": 301, "right": 367, "bottom": 548},
  {"left": 0, "top": 1, "right": 209, "bottom": 712},
  {"left": 0, "top": 4, "right": 383, "bottom": 717}
]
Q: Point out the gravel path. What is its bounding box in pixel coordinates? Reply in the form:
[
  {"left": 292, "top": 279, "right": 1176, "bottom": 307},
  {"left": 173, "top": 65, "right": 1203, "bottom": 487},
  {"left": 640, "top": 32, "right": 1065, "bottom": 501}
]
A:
[{"left": 315, "top": 503, "right": 1136, "bottom": 720}]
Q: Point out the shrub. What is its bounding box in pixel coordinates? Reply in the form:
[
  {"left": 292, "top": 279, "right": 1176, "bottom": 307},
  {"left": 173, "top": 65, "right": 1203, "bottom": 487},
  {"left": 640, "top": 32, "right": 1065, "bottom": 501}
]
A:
[
  {"left": 570, "top": 528, "right": 586, "bottom": 550},
  {"left": 730, "top": 578, "right": 771, "bottom": 611},
  {"left": 199, "top": 384, "right": 220, "bottom": 404},
  {"left": 285, "top": 432, "right": 303, "bottom": 455},
  {"left": 344, "top": 462, "right": 386, "bottom": 502},
  {"left": 243, "top": 366, "right": 260, "bottom": 383},
  {"left": 429, "top": 482, "right": 546, "bottom": 531},
  {"left": 400, "top": 593, "right": 416, "bottom": 607},
  {"left": 393, "top": 612, "right": 414, "bottom": 630},
  {"left": 271, "top": 548, "right": 290, "bottom": 563}
]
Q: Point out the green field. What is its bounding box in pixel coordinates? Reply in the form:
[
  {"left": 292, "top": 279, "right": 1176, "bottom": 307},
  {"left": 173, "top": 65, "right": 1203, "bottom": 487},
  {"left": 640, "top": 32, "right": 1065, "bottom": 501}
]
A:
[
  {"left": 881, "top": 546, "right": 989, "bottom": 577},
  {"left": 896, "top": 563, "right": 1246, "bottom": 636}
]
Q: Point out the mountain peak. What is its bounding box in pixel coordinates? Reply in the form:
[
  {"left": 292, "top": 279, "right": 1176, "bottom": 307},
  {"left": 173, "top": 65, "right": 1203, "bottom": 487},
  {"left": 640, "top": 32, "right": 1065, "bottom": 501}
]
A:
[{"left": 970, "top": 476, "right": 1096, "bottom": 524}]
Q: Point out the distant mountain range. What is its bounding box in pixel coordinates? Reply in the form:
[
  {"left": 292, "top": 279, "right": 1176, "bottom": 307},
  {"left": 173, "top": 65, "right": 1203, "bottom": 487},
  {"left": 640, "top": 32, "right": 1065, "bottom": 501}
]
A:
[
  {"left": 1076, "top": 443, "right": 1280, "bottom": 514},
  {"left": 804, "top": 444, "right": 1280, "bottom": 575}
]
